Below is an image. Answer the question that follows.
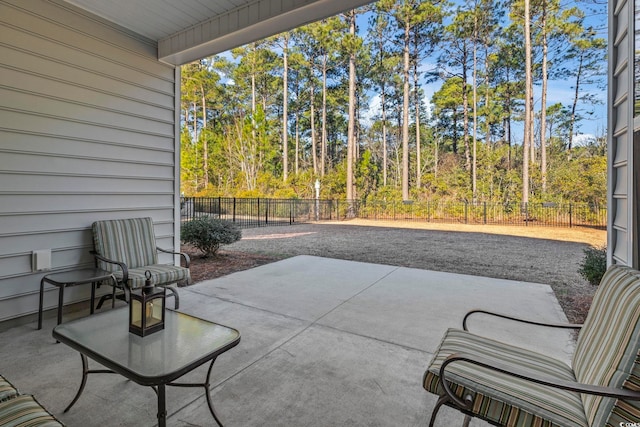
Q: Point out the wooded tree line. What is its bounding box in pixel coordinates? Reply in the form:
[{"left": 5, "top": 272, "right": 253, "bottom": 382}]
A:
[{"left": 180, "top": 0, "right": 607, "bottom": 206}]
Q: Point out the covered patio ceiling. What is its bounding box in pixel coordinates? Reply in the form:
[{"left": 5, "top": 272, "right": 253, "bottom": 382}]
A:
[{"left": 62, "top": 0, "right": 375, "bottom": 65}]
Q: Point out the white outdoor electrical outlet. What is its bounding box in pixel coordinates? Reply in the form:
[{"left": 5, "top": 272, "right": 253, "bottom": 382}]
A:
[{"left": 32, "top": 249, "right": 52, "bottom": 271}]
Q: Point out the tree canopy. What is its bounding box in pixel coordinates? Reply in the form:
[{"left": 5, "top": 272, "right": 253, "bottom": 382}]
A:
[{"left": 180, "top": 0, "right": 607, "bottom": 205}]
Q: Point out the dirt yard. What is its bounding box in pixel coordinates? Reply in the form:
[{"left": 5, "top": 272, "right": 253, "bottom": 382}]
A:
[{"left": 182, "top": 219, "right": 607, "bottom": 323}]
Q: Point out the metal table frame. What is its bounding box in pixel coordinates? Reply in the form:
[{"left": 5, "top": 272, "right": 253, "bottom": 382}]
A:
[
  {"left": 38, "top": 268, "right": 116, "bottom": 330},
  {"left": 52, "top": 308, "right": 240, "bottom": 427}
]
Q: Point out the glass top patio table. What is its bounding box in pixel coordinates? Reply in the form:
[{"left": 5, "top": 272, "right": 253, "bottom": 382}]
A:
[{"left": 53, "top": 307, "right": 240, "bottom": 426}]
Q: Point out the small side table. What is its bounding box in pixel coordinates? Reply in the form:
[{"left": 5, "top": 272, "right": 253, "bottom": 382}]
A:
[{"left": 38, "top": 268, "right": 116, "bottom": 330}]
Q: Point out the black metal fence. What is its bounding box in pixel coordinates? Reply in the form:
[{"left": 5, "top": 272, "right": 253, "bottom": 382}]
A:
[
  {"left": 180, "top": 197, "right": 606, "bottom": 230},
  {"left": 180, "top": 197, "right": 336, "bottom": 228}
]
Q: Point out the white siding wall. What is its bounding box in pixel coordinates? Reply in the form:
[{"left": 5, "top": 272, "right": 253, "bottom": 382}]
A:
[
  {"left": 0, "top": 0, "right": 178, "bottom": 321},
  {"left": 608, "top": 0, "right": 637, "bottom": 267}
]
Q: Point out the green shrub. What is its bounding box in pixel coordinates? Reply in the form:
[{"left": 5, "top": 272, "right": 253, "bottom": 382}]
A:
[
  {"left": 181, "top": 217, "right": 241, "bottom": 258},
  {"left": 578, "top": 245, "right": 607, "bottom": 286}
]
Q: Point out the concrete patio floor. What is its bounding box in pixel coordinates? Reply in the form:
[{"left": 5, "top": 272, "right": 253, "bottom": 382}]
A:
[{"left": 0, "top": 255, "right": 575, "bottom": 426}]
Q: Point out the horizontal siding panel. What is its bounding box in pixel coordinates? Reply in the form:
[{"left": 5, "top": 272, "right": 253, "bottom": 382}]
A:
[
  {"left": 0, "top": 110, "right": 175, "bottom": 150},
  {"left": 614, "top": 62, "right": 629, "bottom": 95},
  {"left": 613, "top": 0, "right": 627, "bottom": 15},
  {"left": 0, "top": 194, "right": 175, "bottom": 214},
  {"left": 0, "top": 88, "right": 174, "bottom": 137},
  {"left": 0, "top": 43, "right": 174, "bottom": 106},
  {"left": 0, "top": 210, "right": 176, "bottom": 236},
  {"left": 1, "top": 131, "right": 175, "bottom": 163},
  {"left": 0, "top": 254, "right": 33, "bottom": 278},
  {"left": 0, "top": 2, "right": 173, "bottom": 82},
  {"left": 612, "top": 7, "right": 629, "bottom": 46},
  {"left": 0, "top": 64, "right": 174, "bottom": 123},
  {"left": 0, "top": 151, "right": 174, "bottom": 177},
  {"left": 614, "top": 97, "right": 629, "bottom": 135},
  {"left": 0, "top": 229, "right": 91, "bottom": 257},
  {"left": 0, "top": 172, "right": 174, "bottom": 194},
  {"left": 613, "top": 165, "right": 628, "bottom": 195},
  {"left": 613, "top": 134, "right": 628, "bottom": 164},
  {"left": 613, "top": 228, "right": 628, "bottom": 264},
  {"left": 613, "top": 197, "right": 628, "bottom": 227},
  {"left": 11, "top": 0, "right": 158, "bottom": 56}
]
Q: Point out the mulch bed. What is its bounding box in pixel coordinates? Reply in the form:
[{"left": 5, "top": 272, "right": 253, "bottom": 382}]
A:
[{"left": 180, "top": 244, "right": 281, "bottom": 284}]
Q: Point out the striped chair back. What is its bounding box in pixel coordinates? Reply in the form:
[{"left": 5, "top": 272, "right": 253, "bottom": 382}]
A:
[
  {"left": 92, "top": 217, "right": 159, "bottom": 271},
  {"left": 572, "top": 264, "right": 640, "bottom": 426}
]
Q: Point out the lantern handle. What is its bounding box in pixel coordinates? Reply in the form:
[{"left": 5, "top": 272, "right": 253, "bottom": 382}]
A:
[{"left": 143, "top": 270, "right": 153, "bottom": 293}]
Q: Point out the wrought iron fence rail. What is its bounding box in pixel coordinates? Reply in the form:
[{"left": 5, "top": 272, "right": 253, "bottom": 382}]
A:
[{"left": 180, "top": 197, "right": 606, "bottom": 230}]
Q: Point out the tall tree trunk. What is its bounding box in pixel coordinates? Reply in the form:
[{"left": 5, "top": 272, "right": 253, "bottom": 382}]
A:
[
  {"left": 346, "top": 9, "right": 357, "bottom": 204},
  {"left": 462, "top": 41, "right": 471, "bottom": 174},
  {"left": 401, "top": 19, "right": 411, "bottom": 200},
  {"left": 569, "top": 52, "right": 584, "bottom": 154},
  {"left": 201, "top": 87, "right": 209, "bottom": 186},
  {"left": 382, "top": 89, "right": 388, "bottom": 186},
  {"left": 540, "top": 2, "right": 548, "bottom": 191},
  {"left": 413, "top": 43, "right": 421, "bottom": 190},
  {"left": 310, "top": 83, "right": 318, "bottom": 174},
  {"left": 321, "top": 55, "right": 328, "bottom": 176},
  {"left": 523, "top": 0, "right": 532, "bottom": 205},
  {"left": 295, "top": 112, "right": 300, "bottom": 175},
  {"left": 472, "top": 14, "right": 478, "bottom": 200},
  {"left": 251, "top": 43, "right": 256, "bottom": 142},
  {"left": 282, "top": 34, "right": 289, "bottom": 182},
  {"left": 484, "top": 44, "right": 491, "bottom": 146}
]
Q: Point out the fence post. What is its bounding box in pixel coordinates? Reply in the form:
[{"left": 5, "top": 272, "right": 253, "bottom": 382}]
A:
[
  {"left": 233, "top": 198, "right": 236, "bottom": 223},
  {"left": 265, "top": 199, "right": 269, "bottom": 224},
  {"left": 569, "top": 203, "right": 573, "bottom": 228},
  {"left": 484, "top": 202, "right": 487, "bottom": 224},
  {"left": 525, "top": 202, "right": 528, "bottom": 226},
  {"left": 289, "top": 200, "right": 293, "bottom": 225},
  {"left": 218, "top": 197, "right": 221, "bottom": 218},
  {"left": 465, "top": 201, "right": 468, "bottom": 224}
]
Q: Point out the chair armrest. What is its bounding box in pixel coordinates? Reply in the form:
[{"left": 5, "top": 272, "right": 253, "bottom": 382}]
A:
[
  {"left": 157, "top": 247, "right": 191, "bottom": 268},
  {"left": 92, "top": 252, "right": 129, "bottom": 286},
  {"left": 462, "top": 309, "right": 582, "bottom": 332},
  {"left": 438, "top": 352, "right": 640, "bottom": 410}
]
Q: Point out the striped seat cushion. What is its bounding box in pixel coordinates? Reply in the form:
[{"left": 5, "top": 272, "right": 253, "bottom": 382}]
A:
[
  {"left": 0, "top": 394, "right": 63, "bottom": 427},
  {"left": 571, "top": 264, "right": 640, "bottom": 426},
  {"left": 92, "top": 217, "right": 158, "bottom": 271},
  {"left": 114, "top": 265, "right": 190, "bottom": 289},
  {"left": 0, "top": 375, "right": 18, "bottom": 403},
  {"left": 424, "top": 328, "right": 588, "bottom": 427}
]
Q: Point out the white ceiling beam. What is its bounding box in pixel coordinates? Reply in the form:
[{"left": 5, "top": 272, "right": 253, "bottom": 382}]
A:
[{"left": 158, "top": 0, "right": 374, "bottom": 65}]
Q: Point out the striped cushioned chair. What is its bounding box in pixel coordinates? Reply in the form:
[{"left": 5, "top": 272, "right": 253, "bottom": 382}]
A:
[
  {"left": 0, "top": 394, "right": 63, "bottom": 427},
  {"left": 0, "top": 375, "right": 18, "bottom": 403},
  {"left": 423, "top": 264, "right": 640, "bottom": 427},
  {"left": 92, "top": 217, "right": 191, "bottom": 309}
]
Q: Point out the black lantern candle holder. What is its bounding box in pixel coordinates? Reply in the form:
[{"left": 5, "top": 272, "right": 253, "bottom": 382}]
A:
[{"left": 129, "top": 271, "right": 166, "bottom": 337}]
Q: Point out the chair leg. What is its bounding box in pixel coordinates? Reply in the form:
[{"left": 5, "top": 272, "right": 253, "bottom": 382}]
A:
[
  {"left": 429, "top": 395, "right": 449, "bottom": 427},
  {"left": 166, "top": 286, "right": 179, "bottom": 309},
  {"left": 96, "top": 293, "right": 112, "bottom": 310}
]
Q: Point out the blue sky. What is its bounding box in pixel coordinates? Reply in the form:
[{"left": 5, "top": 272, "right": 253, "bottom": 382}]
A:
[{"left": 358, "top": 1, "right": 608, "bottom": 144}]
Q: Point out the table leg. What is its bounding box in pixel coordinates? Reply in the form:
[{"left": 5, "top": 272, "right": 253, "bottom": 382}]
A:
[
  {"left": 64, "top": 354, "right": 89, "bottom": 413},
  {"left": 167, "top": 357, "right": 223, "bottom": 426},
  {"left": 38, "top": 278, "right": 45, "bottom": 330},
  {"left": 57, "top": 284, "right": 65, "bottom": 326},
  {"left": 90, "top": 282, "right": 96, "bottom": 315},
  {"left": 63, "top": 354, "right": 116, "bottom": 413},
  {"left": 203, "top": 357, "right": 224, "bottom": 427},
  {"left": 157, "top": 384, "right": 167, "bottom": 427}
]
